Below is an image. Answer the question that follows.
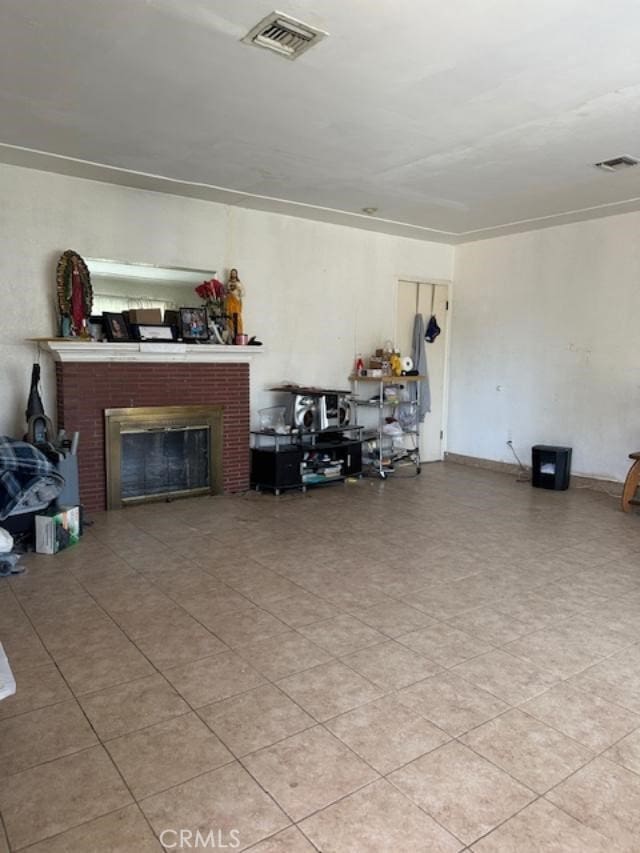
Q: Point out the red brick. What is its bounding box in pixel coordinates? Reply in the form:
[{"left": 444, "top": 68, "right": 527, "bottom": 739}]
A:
[{"left": 56, "top": 361, "right": 250, "bottom": 512}]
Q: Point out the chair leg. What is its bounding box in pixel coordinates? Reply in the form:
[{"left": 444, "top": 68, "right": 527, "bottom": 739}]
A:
[{"left": 621, "top": 458, "right": 640, "bottom": 512}]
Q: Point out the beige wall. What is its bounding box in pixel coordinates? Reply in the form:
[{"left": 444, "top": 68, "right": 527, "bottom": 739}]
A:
[
  {"left": 451, "top": 213, "right": 640, "bottom": 482},
  {"left": 3, "top": 161, "right": 638, "bottom": 483},
  {"left": 0, "top": 163, "right": 453, "bottom": 436}
]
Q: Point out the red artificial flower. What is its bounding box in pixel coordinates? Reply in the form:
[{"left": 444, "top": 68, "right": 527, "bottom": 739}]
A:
[
  {"left": 196, "top": 278, "right": 225, "bottom": 300},
  {"left": 211, "top": 278, "right": 225, "bottom": 298}
]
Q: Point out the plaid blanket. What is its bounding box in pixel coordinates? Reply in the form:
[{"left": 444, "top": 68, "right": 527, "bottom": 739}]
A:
[{"left": 0, "top": 437, "right": 64, "bottom": 520}]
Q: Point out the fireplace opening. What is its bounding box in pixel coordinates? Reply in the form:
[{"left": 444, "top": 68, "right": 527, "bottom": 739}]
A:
[
  {"left": 105, "top": 406, "right": 223, "bottom": 509},
  {"left": 121, "top": 426, "right": 210, "bottom": 500}
]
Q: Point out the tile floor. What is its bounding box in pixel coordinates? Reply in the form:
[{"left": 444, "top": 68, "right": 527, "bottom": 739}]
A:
[{"left": 0, "top": 463, "right": 639, "bottom": 851}]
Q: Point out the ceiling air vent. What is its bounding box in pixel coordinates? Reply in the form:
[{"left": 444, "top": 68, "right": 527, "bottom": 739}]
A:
[
  {"left": 595, "top": 155, "right": 639, "bottom": 172},
  {"left": 242, "top": 11, "right": 328, "bottom": 60}
]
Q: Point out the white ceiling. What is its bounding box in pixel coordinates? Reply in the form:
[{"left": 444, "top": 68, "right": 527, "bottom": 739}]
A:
[{"left": 3, "top": 0, "right": 640, "bottom": 242}]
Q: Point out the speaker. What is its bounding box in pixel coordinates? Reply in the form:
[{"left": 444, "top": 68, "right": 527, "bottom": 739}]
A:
[
  {"left": 290, "top": 393, "right": 351, "bottom": 432},
  {"left": 323, "top": 393, "right": 351, "bottom": 429},
  {"left": 291, "top": 395, "right": 323, "bottom": 431}
]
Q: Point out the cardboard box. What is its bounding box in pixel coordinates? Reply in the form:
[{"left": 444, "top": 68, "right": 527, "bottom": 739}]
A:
[
  {"left": 128, "top": 308, "right": 163, "bottom": 324},
  {"left": 35, "top": 506, "right": 81, "bottom": 555}
]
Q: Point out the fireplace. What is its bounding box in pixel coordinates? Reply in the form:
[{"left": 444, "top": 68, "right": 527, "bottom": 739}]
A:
[
  {"left": 45, "top": 341, "right": 257, "bottom": 512},
  {"left": 104, "top": 406, "right": 224, "bottom": 509}
]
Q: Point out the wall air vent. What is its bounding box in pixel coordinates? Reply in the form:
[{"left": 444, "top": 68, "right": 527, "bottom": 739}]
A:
[
  {"left": 595, "top": 155, "right": 639, "bottom": 172},
  {"left": 242, "top": 11, "right": 328, "bottom": 60}
]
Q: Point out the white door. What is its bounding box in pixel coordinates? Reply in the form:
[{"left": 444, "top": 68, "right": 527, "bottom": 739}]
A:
[{"left": 395, "top": 280, "right": 449, "bottom": 462}]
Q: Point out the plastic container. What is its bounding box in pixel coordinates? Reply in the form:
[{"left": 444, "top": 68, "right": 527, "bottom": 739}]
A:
[{"left": 258, "top": 406, "right": 288, "bottom": 434}]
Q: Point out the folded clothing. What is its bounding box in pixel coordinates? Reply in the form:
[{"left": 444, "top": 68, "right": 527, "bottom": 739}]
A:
[{"left": 0, "top": 437, "right": 64, "bottom": 521}]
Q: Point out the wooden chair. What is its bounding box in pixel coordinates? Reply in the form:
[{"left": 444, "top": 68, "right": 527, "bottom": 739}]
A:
[{"left": 622, "top": 452, "right": 640, "bottom": 512}]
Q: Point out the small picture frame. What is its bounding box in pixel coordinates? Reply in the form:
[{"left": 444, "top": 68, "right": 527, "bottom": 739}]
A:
[
  {"left": 88, "top": 316, "right": 105, "bottom": 342},
  {"left": 132, "top": 324, "right": 177, "bottom": 342},
  {"left": 179, "top": 307, "right": 209, "bottom": 341},
  {"left": 102, "top": 312, "right": 130, "bottom": 342}
]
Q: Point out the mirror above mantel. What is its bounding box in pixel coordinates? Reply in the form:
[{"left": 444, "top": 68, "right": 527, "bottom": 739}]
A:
[{"left": 88, "top": 258, "right": 215, "bottom": 315}]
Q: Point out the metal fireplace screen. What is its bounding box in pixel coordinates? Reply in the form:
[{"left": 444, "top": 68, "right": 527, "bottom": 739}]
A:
[{"left": 105, "top": 406, "right": 223, "bottom": 509}]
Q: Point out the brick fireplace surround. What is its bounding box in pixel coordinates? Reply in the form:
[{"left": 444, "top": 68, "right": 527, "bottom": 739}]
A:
[{"left": 55, "top": 360, "right": 250, "bottom": 513}]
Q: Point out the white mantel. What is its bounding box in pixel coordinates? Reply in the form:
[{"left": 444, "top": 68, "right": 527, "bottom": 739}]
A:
[{"left": 34, "top": 339, "right": 265, "bottom": 364}]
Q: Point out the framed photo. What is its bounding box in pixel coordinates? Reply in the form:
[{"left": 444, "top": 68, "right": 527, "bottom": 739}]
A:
[
  {"left": 102, "top": 312, "right": 130, "bottom": 342},
  {"left": 132, "top": 324, "right": 177, "bottom": 342},
  {"left": 88, "top": 316, "right": 105, "bottom": 342},
  {"left": 179, "top": 307, "right": 209, "bottom": 341}
]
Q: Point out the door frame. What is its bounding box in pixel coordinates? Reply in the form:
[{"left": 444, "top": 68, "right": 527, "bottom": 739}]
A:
[{"left": 394, "top": 276, "right": 452, "bottom": 460}]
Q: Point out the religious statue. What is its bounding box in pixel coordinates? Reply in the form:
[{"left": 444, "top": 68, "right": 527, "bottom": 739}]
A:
[
  {"left": 56, "top": 250, "right": 93, "bottom": 337},
  {"left": 225, "top": 268, "right": 245, "bottom": 339}
]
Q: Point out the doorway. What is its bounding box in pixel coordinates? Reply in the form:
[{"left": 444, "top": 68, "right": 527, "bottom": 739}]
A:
[{"left": 395, "top": 280, "right": 450, "bottom": 463}]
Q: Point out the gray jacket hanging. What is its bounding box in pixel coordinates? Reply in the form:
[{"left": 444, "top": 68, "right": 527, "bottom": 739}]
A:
[{"left": 411, "top": 313, "right": 431, "bottom": 420}]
